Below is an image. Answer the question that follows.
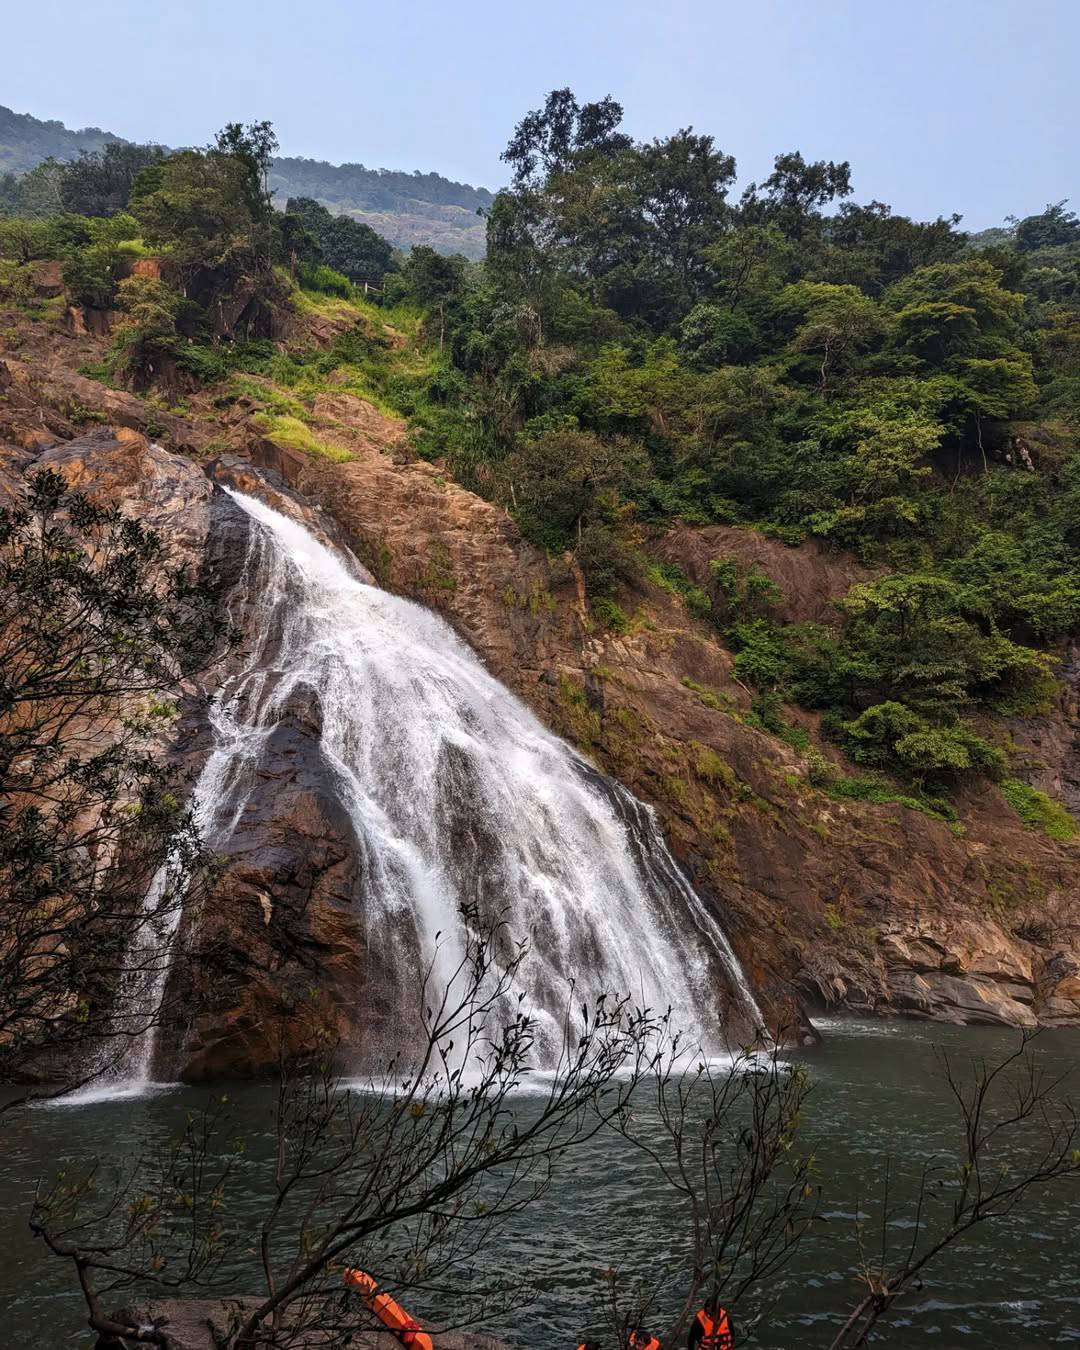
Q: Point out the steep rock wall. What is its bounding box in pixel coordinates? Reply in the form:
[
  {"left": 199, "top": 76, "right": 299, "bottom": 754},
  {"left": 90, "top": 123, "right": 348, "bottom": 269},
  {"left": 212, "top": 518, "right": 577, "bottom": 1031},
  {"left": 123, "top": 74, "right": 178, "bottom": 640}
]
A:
[{"left": 3, "top": 311, "right": 1078, "bottom": 1060}]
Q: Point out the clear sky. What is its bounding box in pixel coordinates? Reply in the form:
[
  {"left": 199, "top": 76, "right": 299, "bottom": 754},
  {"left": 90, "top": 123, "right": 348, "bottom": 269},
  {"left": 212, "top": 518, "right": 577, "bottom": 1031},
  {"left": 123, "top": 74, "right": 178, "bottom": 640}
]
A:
[{"left": 4, "top": 0, "right": 1077, "bottom": 228}]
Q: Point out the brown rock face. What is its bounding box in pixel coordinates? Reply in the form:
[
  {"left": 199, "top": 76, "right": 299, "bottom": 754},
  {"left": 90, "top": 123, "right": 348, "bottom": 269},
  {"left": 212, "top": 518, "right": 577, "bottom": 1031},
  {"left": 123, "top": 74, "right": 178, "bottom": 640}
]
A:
[
  {"left": 166, "top": 709, "right": 373, "bottom": 1079},
  {"left": 36, "top": 427, "right": 214, "bottom": 556},
  {"left": 3, "top": 302, "right": 1078, "bottom": 1066},
  {"left": 654, "top": 521, "right": 881, "bottom": 627},
  {"left": 221, "top": 393, "right": 1079, "bottom": 1036}
]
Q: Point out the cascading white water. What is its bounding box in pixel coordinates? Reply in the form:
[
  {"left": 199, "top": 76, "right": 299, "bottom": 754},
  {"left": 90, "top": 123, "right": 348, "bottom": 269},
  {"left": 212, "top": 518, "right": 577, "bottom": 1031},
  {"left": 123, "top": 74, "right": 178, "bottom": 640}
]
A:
[{"left": 94, "top": 486, "right": 762, "bottom": 1096}]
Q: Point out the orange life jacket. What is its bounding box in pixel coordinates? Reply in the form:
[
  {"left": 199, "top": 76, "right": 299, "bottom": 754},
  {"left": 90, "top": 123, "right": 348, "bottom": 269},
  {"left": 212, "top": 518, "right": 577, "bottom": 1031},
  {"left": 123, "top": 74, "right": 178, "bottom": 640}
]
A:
[
  {"left": 629, "top": 1333, "right": 661, "bottom": 1350},
  {"left": 695, "top": 1305, "right": 733, "bottom": 1349},
  {"left": 342, "top": 1268, "right": 435, "bottom": 1350}
]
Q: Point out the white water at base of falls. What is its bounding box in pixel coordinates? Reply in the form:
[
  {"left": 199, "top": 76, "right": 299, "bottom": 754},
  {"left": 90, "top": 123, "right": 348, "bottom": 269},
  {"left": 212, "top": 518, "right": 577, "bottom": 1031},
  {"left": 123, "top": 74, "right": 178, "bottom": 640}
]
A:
[{"left": 64, "top": 486, "right": 763, "bottom": 1101}]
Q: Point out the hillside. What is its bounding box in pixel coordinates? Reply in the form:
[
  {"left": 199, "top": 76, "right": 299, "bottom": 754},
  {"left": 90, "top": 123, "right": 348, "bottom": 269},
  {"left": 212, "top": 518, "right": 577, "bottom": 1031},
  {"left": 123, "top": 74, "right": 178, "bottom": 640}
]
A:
[
  {"left": 1, "top": 101, "right": 1078, "bottom": 1048},
  {"left": 268, "top": 155, "right": 492, "bottom": 257},
  {"left": 2, "top": 98, "right": 1080, "bottom": 1348},
  {"left": 0, "top": 104, "right": 493, "bottom": 257},
  {"left": 0, "top": 104, "right": 121, "bottom": 172}
]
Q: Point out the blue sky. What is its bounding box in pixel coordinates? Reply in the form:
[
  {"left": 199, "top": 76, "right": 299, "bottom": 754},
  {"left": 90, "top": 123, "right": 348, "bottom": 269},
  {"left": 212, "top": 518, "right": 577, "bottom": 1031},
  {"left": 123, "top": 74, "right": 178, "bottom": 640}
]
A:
[{"left": 5, "top": 0, "right": 1077, "bottom": 228}]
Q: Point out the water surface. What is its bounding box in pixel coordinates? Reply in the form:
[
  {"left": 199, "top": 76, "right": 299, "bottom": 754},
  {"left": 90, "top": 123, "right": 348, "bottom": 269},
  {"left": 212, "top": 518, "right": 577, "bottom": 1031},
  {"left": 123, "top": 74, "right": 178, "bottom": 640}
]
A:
[{"left": 3, "top": 1021, "right": 1078, "bottom": 1348}]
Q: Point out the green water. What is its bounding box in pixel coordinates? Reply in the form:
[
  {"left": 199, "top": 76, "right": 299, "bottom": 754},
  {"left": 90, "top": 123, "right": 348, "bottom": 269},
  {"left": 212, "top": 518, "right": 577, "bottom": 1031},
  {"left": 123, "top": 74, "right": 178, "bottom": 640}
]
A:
[{"left": 2, "top": 1020, "right": 1079, "bottom": 1348}]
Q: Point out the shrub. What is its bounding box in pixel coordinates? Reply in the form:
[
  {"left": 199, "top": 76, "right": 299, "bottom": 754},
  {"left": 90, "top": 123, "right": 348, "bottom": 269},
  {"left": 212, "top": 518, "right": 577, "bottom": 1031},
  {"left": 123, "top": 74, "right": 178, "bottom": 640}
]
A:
[
  {"left": 297, "top": 262, "right": 355, "bottom": 299},
  {"left": 1000, "top": 778, "right": 1078, "bottom": 841},
  {"left": 62, "top": 243, "right": 125, "bottom": 309}
]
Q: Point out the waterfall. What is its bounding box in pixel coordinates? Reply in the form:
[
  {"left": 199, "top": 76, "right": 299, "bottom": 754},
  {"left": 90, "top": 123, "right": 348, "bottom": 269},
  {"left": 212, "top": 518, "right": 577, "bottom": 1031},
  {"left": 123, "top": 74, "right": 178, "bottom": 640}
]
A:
[{"left": 86, "top": 486, "right": 762, "bottom": 1096}]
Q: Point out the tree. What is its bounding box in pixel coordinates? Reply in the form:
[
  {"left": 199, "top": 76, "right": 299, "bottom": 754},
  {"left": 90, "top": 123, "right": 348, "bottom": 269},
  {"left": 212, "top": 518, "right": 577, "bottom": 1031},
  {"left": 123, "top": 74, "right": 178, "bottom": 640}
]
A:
[
  {"left": 741, "top": 150, "right": 852, "bottom": 239},
  {"left": 1014, "top": 200, "right": 1080, "bottom": 253},
  {"left": 131, "top": 149, "right": 259, "bottom": 274},
  {"left": 12, "top": 157, "right": 66, "bottom": 217},
  {"left": 822, "top": 200, "right": 966, "bottom": 292},
  {"left": 504, "top": 425, "right": 648, "bottom": 550},
  {"left": 700, "top": 223, "right": 794, "bottom": 306},
  {"left": 501, "top": 87, "right": 631, "bottom": 189},
  {"left": 214, "top": 119, "right": 279, "bottom": 222},
  {"left": 885, "top": 259, "right": 1025, "bottom": 366},
  {"left": 0, "top": 469, "right": 225, "bottom": 1104},
  {"left": 0, "top": 214, "right": 59, "bottom": 263},
  {"left": 58, "top": 143, "right": 166, "bottom": 218},
  {"left": 285, "top": 196, "right": 395, "bottom": 283},
  {"left": 679, "top": 303, "right": 756, "bottom": 368},
  {"left": 627, "top": 130, "right": 737, "bottom": 314},
  {"left": 774, "top": 281, "right": 883, "bottom": 392}
]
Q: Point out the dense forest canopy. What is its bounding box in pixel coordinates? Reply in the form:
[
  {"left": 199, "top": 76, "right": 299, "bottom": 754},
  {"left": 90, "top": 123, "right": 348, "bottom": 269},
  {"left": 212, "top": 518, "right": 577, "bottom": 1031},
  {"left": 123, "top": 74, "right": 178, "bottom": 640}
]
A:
[
  {"left": 380, "top": 90, "right": 1080, "bottom": 803},
  {"left": 1, "top": 92, "right": 1078, "bottom": 818}
]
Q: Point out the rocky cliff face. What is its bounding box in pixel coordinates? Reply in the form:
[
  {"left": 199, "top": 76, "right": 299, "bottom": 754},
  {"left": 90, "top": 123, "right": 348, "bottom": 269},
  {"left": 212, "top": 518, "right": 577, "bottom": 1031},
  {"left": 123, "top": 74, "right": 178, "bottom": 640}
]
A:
[{"left": 2, "top": 307, "right": 1078, "bottom": 1079}]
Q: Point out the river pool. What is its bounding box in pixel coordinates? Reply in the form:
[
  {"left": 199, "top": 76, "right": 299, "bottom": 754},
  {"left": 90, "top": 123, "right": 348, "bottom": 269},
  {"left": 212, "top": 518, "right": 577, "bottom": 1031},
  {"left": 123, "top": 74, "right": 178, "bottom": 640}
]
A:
[{"left": 2, "top": 1020, "right": 1079, "bottom": 1349}]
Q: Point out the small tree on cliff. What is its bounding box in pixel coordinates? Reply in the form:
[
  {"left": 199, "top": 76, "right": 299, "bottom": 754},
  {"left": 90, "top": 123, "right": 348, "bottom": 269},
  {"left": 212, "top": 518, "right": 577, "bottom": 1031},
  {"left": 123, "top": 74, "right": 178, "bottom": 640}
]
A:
[{"left": 0, "top": 468, "right": 226, "bottom": 1105}]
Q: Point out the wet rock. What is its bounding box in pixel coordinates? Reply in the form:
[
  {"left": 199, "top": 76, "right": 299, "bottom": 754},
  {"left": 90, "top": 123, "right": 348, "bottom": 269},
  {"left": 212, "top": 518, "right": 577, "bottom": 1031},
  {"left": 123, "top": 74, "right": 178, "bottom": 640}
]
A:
[
  {"left": 93, "top": 1300, "right": 513, "bottom": 1350},
  {"left": 217, "top": 390, "right": 1080, "bottom": 1035}
]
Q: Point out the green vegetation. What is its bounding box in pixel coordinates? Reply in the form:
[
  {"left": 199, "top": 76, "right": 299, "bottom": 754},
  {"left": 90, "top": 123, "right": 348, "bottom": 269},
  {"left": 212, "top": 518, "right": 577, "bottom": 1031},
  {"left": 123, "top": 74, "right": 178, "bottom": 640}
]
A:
[
  {"left": 351, "top": 89, "right": 1080, "bottom": 804},
  {"left": 0, "top": 470, "right": 226, "bottom": 1091},
  {"left": 3, "top": 96, "right": 1077, "bottom": 821},
  {"left": 287, "top": 195, "right": 396, "bottom": 285},
  {"left": 251, "top": 412, "right": 352, "bottom": 462},
  {"left": 826, "top": 774, "right": 958, "bottom": 824},
  {"left": 0, "top": 103, "right": 494, "bottom": 258},
  {"left": 1000, "top": 777, "right": 1078, "bottom": 841}
]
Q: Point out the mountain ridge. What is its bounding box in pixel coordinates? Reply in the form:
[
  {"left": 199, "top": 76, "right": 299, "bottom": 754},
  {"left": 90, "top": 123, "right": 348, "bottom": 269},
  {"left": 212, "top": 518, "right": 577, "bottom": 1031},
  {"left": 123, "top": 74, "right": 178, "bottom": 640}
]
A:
[{"left": 0, "top": 104, "right": 493, "bottom": 257}]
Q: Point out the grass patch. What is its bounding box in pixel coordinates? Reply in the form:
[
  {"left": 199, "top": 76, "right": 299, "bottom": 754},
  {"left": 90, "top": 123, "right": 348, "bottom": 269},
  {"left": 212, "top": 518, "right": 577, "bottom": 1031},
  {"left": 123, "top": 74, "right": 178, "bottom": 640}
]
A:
[
  {"left": 681, "top": 677, "right": 740, "bottom": 716},
  {"left": 591, "top": 596, "right": 630, "bottom": 632},
  {"left": 645, "top": 559, "right": 713, "bottom": 620},
  {"left": 1001, "top": 778, "right": 1078, "bottom": 841},
  {"left": 252, "top": 412, "right": 352, "bottom": 462},
  {"left": 826, "top": 775, "right": 958, "bottom": 823},
  {"left": 557, "top": 675, "right": 601, "bottom": 748}
]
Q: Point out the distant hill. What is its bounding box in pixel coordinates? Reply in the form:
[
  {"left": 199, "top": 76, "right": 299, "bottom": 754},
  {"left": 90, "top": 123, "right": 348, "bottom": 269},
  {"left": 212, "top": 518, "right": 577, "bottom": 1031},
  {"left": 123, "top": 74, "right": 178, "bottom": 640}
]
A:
[
  {"left": 0, "top": 105, "right": 494, "bottom": 258},
  {"left": 0, "top": 105, "right": 122, "bottom": 173},
  {"left": 269, "top": 157, "right": 493, "bottom": 259}
]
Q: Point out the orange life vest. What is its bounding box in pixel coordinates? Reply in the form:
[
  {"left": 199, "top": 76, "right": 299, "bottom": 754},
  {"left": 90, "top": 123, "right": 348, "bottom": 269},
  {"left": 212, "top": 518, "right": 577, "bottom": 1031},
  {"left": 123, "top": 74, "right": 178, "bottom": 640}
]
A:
[
  {"left": 629, "top": 1333, "right": 661, "bottom": 1350},
  {"left": 342, "top": 1268, "right": 435, "bottom": 1350},
  {"left": 695, "top": 1305, "right": 733, "bottom": 1349}
]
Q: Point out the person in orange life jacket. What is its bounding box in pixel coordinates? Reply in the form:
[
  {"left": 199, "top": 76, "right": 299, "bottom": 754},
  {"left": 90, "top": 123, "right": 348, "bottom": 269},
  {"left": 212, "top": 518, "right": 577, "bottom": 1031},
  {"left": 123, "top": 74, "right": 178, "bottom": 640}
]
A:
[
  {"left": 342, "top": 1268, "right": 434, "bottom": 1350},
  {"left": 576, "top": 1342, "right": 602, "bottom": 1350},
  {"left": 629, "top": 1331, "right": 662, "bottom": 1350},
  {"left": 687, "top": 1298, "right": 734, "bottom": 1349}
]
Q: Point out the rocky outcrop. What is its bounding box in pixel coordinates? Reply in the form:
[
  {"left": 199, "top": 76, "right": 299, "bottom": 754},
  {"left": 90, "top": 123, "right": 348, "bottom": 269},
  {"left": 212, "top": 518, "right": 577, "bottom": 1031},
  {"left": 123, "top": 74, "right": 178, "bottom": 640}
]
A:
[
  {"left": 35, "top": 426, "right": 214, "bottom": 557},
  {"left": 654, "top": 521, "right": 881, "bottom": 627},
  {"left": 94, "top": 1301, "right": 511, "bottom": 1350}
]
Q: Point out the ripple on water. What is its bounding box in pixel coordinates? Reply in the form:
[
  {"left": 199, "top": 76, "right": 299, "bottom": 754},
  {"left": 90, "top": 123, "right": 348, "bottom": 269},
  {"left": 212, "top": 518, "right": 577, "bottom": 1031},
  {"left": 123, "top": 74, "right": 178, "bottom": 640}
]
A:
[{"left": 2, "top": 1022, "right": 1079, "bottom": 1349}]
